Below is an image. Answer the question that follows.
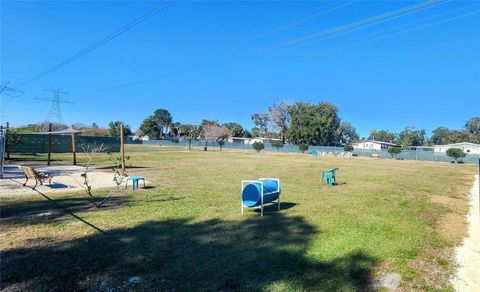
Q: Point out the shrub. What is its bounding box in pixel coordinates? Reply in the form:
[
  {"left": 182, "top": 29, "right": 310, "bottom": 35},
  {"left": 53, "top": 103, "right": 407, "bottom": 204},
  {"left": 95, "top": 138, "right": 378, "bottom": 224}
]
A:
[
  {"left": 252, "top": 141, "right": 264, "bottom": 153},
  {"left": 299, "top": 143, "right": 309, "bottom": 153},
  {"left": 5, "top": 129, "right": 22, "bottom": 159},
  {"left": 387, "top": 147, "right": 402, "bottom": 158},
  {"left": 344, "top": 145, "right": 354, "bottom": 152},
  {"left": 446, "top": 148, "right": 466, "bottom": 163},
  {"left": 171, "top": 139, "right": 179, "bottom": 144},
  {"left": 271, "top": 140, "right": 284, "bottom": 151}
]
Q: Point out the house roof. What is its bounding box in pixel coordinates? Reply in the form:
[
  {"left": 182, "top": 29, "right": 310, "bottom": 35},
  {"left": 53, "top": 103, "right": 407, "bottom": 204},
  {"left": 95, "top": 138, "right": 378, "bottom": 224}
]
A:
[
  {"left": 230, "top": 137, "right": 282, "bottom": 141},
  {"left": 434, "top": 142, "right": 480, "bottom": 147},
  {"left": 355, "top": 140, "right": 397, "bottom": 146}
]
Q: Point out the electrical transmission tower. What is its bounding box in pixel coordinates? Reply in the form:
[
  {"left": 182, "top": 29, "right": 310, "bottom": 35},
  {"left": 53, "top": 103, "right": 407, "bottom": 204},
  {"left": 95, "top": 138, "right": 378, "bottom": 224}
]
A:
[
  {"left": 35, "top": 88, "right": 74, "bottom": 132},
  {"left": 0, "top": 81, "right": 24, "bottom": 124}
]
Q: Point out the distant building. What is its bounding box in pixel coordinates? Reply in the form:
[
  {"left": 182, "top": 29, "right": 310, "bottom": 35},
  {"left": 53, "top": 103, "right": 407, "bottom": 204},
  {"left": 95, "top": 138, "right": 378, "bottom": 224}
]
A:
[
  {"left": 227, "top": 137, "right": 281, "bottom": 145},
  {"left": 228, "top": 137, "right": 255, "bottom": 144},
  {"left": 408, "top": 146, "right": 434, "bottom": 151},
  {"left": 353, "top": 140, "right": 397, "bottom": 150},
  {"left": 433, "top": 142, "right": 480, "bottom": 154}
]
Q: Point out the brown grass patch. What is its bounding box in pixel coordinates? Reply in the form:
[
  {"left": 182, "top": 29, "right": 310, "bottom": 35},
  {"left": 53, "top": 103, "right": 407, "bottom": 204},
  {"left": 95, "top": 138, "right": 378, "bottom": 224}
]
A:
[{"left": 436, "top": 212, "right": 467, "bottom": 244}]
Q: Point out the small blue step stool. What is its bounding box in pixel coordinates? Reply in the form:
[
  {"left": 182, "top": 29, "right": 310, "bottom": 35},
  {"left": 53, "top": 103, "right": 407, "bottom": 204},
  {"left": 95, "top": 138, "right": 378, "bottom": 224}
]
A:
[{"left": 125, "top": 176, "right": 145, "bottom": 190}]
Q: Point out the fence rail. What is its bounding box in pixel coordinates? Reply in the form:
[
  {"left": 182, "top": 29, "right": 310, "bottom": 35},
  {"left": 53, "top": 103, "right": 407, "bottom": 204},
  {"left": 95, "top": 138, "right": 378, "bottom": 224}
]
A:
[
  {"left": 143, "top": 139, "right": 480, "bottom": 164},
  {"left": 10, "top": 135, "right": 480, "bottom": 164}
]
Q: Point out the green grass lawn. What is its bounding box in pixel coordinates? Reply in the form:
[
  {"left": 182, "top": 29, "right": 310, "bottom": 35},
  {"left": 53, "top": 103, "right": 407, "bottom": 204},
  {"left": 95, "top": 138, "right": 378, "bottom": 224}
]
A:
[{"left": 1, "top": 145, "right": 476, "bottom": 291}]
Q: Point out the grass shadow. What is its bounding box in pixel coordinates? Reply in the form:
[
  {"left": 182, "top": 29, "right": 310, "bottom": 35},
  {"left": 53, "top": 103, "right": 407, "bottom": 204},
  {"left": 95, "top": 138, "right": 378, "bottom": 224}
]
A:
[
  {"left": 96, "top": 165, "right": 150, "bottom": 170},
  {"left": 0, "top": 195, "right": 128, "bottom": 228},
  {"left": 252, "top": 202, "right": 297, "bottom": 214},
  {"left": 1, "top": 215, "right": 378, "bottom": 291},
  {"left": 138, "top": 196, "right": 185, "bottom": 203}
]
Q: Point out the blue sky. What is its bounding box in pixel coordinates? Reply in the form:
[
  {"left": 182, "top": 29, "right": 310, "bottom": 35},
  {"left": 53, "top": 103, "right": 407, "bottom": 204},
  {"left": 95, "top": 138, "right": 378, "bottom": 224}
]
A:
[{"left": 1, "top": 0, "right": 479, "bottom": 137}]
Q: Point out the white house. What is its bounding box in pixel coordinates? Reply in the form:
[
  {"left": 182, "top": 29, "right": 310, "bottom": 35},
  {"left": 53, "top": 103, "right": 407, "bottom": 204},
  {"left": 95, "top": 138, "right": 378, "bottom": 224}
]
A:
[
  {"left": 433, "top": 142, "right": 480, "bottom": 154},
  {"left": 227, "top": 137, "right": 262, "bottom": 144},
  {"left": 353, "top": 140, "right": 397, "bottom": 150},
  {"left": 227, "top": 137, "right": 282, "bottom": 145}
]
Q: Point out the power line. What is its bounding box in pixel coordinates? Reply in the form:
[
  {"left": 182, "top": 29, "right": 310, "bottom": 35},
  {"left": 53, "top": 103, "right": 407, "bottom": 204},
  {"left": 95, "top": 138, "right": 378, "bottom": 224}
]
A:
[
  {"left": 76, "top": 0, "right": 446, "bottom": 96},
  {"left": 77, "top": 0, "right": 361, "bottom": 96},
  {"left": 0, "top": 81, "right": 24, "bottom": 123},
  {"left": 326, "top": 9, "right": 480, "bottom": 53},
  {"left": 0, "top": 81, "right": 24, "bottom": 97},
  {"left": 14, "top": 0, "right": 177, "bottom": 88},
  {"left": 252, "top": 0, "right": 444, "bottom": 54},
  {"left": 236, "top": 0, "right": 359, "bottom": 45},
  {"left": 270, "top": 0, "right": 450, "bottom": 54},
  {"left": 294, "top": 1, "right": 478, "bottom": 54}
]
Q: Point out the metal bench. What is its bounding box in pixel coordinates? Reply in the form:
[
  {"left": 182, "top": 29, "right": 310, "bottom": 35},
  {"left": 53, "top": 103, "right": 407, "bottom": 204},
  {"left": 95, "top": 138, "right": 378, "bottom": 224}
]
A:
[{"left": 20, "top": 165, "right": 53, "bottom": 190}]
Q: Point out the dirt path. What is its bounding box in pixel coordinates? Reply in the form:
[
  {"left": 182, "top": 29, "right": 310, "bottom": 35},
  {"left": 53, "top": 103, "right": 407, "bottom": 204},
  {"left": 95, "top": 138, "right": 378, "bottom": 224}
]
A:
[
  {"left": 451, "top": 174, "right": 480, "bottom": 292},
  {"left": 0, "top": 165, "right": 117, "bottom": 197}
]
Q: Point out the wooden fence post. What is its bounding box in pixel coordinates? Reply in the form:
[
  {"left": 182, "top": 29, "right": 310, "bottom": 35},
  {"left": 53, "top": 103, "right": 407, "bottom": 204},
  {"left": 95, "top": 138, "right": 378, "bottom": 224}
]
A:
[
  {"left": 120, "top": 124, "right": 125, "bottom": 173},
  {"left": 71, "top": 127, "right": 77, "bottom": 165},
  {"left": 47, "top": 123, "right": 52, "bottom": 166}
]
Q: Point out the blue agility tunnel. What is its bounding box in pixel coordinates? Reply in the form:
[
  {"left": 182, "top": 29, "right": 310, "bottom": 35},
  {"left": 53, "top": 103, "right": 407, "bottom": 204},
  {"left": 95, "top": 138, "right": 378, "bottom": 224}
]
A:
[{"left": 241, "top": 178, "right": 281, "bottom": 216}]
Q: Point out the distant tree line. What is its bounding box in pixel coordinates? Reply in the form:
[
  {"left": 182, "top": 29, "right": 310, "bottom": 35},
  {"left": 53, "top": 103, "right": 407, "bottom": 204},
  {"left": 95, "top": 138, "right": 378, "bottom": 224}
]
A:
[
  {"left": 10, "top": 103, "right": 479, "bottom": 150},
  {"left": 111, "top": 105, "right": 480, "bottom": 149},
  {"left": 430, "top": 117, "right": 480, "bottom": 145},
  {"left": 366, "top": 117, "right": 480, "bottom": 148}
]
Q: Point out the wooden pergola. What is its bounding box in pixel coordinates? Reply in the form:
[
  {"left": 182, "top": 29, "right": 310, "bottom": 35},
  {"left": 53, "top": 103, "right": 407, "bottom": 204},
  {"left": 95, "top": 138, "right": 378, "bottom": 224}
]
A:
[
  {"left": 35, "top": 123, "right": 126, "bottom": 170},
  {"left": 35, "top": 125, "right": 81, "bottom": 165}
]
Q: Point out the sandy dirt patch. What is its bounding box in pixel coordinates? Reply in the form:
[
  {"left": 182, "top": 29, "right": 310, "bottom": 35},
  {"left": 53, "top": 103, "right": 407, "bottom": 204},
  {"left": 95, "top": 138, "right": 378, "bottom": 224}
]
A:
[
  {"left": 0, "top": 164, "right": 117, "bottom": 197},
  {"left": 451, "top": 174, "right": 480, "bottom": 291}
]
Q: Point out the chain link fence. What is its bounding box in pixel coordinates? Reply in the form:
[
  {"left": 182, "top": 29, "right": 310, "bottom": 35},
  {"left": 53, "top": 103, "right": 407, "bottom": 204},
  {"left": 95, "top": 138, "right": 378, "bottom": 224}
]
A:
[
  {"left": 143, "top": 139, "right": 480, "bottom": 164},
  {"left": 12, "top": 134, "right": 120, "bottom": 153},
  {"left": 9, "top": 135, "right": 479, "bottom": 164}
]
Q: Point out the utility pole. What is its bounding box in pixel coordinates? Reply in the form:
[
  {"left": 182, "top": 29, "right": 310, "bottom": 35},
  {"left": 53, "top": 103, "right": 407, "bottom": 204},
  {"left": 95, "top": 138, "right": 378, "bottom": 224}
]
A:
[
  {"left": 0, "top": 81, "right": 24, "bottom": 124},
  {"left": 35, "top": 88, "right": 73, "bottom": 132},
  {"left": 0, "top": 82, "right": 23, "bottom": 96}
]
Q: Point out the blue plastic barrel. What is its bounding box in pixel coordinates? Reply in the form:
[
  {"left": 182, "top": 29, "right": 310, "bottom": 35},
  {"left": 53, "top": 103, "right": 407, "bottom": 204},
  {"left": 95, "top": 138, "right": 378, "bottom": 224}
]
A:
[{"left": 242, "top": 179, "right": 280, "bottom": 207}]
